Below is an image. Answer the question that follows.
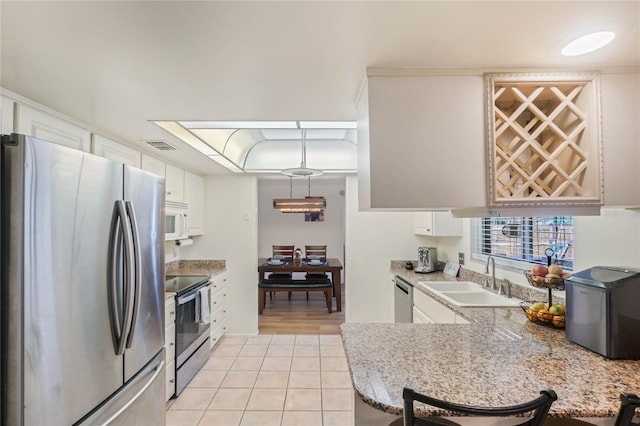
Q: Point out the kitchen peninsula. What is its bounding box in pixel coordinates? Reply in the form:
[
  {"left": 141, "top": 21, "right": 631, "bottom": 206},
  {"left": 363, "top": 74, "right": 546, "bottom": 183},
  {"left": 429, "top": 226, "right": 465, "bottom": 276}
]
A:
[{"left": 341, "top": 267, "right": 640, "bottom": 425}]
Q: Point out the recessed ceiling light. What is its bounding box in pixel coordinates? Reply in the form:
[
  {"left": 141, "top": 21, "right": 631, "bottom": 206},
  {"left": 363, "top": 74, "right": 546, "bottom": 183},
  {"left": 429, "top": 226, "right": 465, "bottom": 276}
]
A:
[{"left": 561, "top": 31, "right": 615, "bottom": 57}]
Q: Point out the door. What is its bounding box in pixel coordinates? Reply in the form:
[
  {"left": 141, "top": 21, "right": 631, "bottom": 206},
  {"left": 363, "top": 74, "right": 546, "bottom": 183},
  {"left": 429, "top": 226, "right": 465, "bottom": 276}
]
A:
[
  {"left": 123, "top": 166, "right": 165, "bottom": 381},
  {"left": 4, "top": 135, "right": 124, "bottom": 425}
]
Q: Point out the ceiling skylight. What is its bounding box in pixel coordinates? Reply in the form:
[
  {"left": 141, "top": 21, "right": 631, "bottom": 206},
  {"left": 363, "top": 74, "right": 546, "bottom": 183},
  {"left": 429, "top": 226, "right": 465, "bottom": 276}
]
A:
[
  {"left": 154, "top": 120, "right": 357, "bottom": 174},
  {"left": 561, "top": 31, "right": 616, "bottom": 56}
]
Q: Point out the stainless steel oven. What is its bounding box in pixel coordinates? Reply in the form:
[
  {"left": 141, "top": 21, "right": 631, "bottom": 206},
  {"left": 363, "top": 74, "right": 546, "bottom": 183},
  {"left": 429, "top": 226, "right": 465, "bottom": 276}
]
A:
[{"left": 165, "top": 275, "right": 212, "bottom": 395}]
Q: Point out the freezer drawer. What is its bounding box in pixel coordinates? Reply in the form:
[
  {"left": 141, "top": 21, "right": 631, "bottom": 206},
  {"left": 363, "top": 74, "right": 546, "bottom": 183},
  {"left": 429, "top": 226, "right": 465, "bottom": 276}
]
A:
[{"left": 79, "top": 350, "right": 166, "bottom": 426}]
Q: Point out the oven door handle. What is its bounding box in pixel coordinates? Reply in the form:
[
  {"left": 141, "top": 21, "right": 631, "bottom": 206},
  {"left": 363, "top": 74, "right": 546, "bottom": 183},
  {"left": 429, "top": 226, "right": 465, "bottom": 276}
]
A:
[{"left": 177, "top": 291, "right": 198, "bottom": 305}]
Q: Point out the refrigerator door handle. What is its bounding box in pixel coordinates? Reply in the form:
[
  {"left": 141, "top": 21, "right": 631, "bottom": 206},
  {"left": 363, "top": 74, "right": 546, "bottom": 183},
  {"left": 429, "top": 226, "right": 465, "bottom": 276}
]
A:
[
  {"left": 124, "top": 201, "right": 142, "bottom": 349},
  {"left": 119, "top": 200, "right": 136, "bottom": 356},
  {"left": 108, "top": 201, "right": 127, "bottom": 354}
]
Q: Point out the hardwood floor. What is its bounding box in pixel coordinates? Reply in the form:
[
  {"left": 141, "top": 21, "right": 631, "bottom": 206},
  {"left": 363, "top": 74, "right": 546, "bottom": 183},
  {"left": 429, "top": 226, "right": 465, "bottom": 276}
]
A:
[{"left": 258, "top": 284, "right": 345, "bottom": 335}]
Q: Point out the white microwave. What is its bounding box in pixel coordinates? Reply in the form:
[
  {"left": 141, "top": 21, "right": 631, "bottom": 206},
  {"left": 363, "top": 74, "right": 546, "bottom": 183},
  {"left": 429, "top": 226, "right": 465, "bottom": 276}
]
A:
[{"left": 165, "top": 201, "right": 189, "bottom": 241}]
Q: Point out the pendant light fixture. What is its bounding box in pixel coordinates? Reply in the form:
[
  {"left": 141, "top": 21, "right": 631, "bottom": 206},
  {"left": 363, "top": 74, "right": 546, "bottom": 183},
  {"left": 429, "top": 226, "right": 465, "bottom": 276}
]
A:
[
  {"left": 273, "top": 176, "right": 326, "bottom": 213},
  {"left": 281, "top": 129, "right": 323, "bottom": 177}
]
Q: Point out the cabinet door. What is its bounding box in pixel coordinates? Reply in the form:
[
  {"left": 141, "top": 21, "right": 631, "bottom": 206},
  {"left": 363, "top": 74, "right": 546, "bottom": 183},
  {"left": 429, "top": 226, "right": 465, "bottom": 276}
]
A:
[
  {"left": 412, "top": 212, "right": 434, "bottom": 235},
  {"left": 15, "top": 104, "right": 91, "bottom": 151},
  {"left": 92, "top": 134, "right": 141, "bottom": 168},
  {"left": 413, "top": 212, "right": 462, "bottom": 236},
  {"left": 184, "top": 171, "right": 204, "bottom": 236},
  {"left": 1, "top": 96, "right": 14, "bottom": 134},
  {"left": 165, "top": 164, "right": 184, "bottom": 202},
  {"left": 358, "top": 74, "right": 486, "bottom": 210},
  {"left": 141, "top": 154, "right": 166, "bottom": 178}
]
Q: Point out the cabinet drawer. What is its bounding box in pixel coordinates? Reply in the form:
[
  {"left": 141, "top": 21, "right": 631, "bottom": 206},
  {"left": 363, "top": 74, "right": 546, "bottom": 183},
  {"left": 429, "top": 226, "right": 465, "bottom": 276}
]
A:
[
  {"left": 211, "top": 303, "right": 226, "bottom": 329},
  {"left": 211, "top": 276, "right": 226, "bottom": 292},
  {"left": 211, "top": 289, "right": 226, "bottom": 310},
  {"left": 414, "top": 290, "right": 456, "bottom": 324},
  {"left": 210, "top": 322, "right": 226, "bottom": 348},
  {"left": 412, "top": 306, "right": 432, "bottom": 324},
  {"left": 165, "top": 360, "right": 175, "bottom": 402},
  {"left": 165, "top": 298, "right": 176, "bottom": 327},
  {"left": 165, "top": 323, "right": 176, "bottom": 363}
]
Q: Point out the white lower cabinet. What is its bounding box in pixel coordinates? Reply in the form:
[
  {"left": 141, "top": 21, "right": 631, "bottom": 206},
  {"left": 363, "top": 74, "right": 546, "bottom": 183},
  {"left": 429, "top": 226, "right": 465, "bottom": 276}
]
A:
[
  {"left": 165, "top": 297, "right": 176, "bottom": 402},
  {"left": 210, "top": 273, "right": 227, "bottom": 348},
  {"left": 413, "top": 290, "right": 468, "bottom": 324}
]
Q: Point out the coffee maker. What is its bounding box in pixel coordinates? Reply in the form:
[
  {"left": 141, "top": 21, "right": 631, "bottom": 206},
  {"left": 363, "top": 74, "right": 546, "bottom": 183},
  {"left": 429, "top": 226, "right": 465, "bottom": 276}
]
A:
[{"left": 415, "top": 247, "right": 437, "bottom": 273}]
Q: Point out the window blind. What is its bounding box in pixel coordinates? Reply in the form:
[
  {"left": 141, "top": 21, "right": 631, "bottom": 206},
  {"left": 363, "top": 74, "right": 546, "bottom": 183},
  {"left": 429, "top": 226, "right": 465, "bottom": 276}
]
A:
[{"left": 471, "top": 216, "right": 574, "bottom": 270}]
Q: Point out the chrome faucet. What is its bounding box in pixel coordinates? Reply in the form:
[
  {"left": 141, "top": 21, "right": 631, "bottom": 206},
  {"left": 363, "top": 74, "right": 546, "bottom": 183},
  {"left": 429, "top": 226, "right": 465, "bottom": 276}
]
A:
[
  {"left": 499, "top": 278, "right": 512, "bottom": 298},
  {"left": 483, "top": 255, "right": 497, "bottom": 291}
]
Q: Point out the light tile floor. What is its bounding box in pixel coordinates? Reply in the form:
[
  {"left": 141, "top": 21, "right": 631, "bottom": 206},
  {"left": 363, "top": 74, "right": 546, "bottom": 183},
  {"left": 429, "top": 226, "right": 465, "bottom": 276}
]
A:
[{"left": 166, "top": 335, "right": 354, "bottom": 426}]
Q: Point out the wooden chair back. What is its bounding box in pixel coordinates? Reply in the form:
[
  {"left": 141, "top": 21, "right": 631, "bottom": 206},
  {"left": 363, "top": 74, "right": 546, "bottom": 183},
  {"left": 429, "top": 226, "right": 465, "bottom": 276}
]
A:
[
  {"left": 402, "top": 387, "right": 557, "bottom": 426},
  {"left": 272, "top": 245, "right": 294, "bottom": 258},
  {"left": 305, "top": 245, "right": 327, "bottom": 258}
]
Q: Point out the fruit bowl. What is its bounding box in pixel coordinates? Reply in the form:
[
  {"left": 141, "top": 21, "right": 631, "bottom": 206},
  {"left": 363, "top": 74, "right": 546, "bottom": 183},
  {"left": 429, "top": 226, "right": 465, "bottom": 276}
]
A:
[
  {"left": 520, "top": 301, "right": 566, "bottom": 329},
  {"left": 524, "top": 271, "right": 565, "bottom": 290}
]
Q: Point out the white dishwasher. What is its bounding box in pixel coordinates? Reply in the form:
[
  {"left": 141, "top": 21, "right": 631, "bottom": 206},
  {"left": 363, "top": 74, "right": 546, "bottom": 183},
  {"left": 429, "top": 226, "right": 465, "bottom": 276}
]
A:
[{"left": 394, "top": 276, "right": 413, "bottom": 323}]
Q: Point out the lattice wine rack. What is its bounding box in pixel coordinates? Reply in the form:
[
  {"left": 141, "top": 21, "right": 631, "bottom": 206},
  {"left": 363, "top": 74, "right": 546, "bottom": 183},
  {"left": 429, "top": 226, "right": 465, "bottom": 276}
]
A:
[{"left": 485, "top": 73, "right": 603, "bottom": 207}]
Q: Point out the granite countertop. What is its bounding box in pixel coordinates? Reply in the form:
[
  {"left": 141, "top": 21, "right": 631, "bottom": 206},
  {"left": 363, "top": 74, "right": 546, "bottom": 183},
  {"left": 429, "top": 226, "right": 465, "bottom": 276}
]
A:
[
  {"left": 165, "top": 259, "right": 226, "bottom": 277},
  {"left": 340, "top": 263, "right": 640, "bottom": 419}
]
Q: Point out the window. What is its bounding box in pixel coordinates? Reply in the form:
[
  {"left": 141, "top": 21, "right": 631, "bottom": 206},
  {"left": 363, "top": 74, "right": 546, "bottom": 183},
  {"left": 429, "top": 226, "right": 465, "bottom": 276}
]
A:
[{"left": 471, "top": 216, "right": 574, "bottom": 271}]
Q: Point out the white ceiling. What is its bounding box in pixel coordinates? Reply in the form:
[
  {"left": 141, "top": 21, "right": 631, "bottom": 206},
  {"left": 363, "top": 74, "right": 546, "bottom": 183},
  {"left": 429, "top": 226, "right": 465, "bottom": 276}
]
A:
[{"left": 1, "top": 1, "right": 638, "bottom": 176}]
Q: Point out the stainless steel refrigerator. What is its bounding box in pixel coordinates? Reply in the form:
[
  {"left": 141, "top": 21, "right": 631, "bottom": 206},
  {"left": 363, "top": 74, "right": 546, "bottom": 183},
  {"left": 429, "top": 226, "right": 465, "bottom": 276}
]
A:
[{"left": 1, "top": 134, "right": 166, "bottom": 425}]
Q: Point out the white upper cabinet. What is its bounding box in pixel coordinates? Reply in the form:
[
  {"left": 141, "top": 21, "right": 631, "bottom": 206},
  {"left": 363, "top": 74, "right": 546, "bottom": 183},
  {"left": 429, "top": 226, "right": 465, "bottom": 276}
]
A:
[
  {"left": 1, "top": 96, "right": 14, "bottom": 134},
  {"left": 413, "top": 212, "right": 462, "bottom": 236},
  {"left": 92, "top": 134, "right": 141, "bottom": 168},
  {"left": 184, "top": 171, "right": 204, "bottom": 236},
  {"left": 357, "top": 72, "right": 486, "bottom": 211},
  {"left": 600, "top": 73, "right": 640, "bottom": 207},
  {"left": 165, "top": 164, "right": 185, "bottom": 202},
  {"left": 141, "top": 154, "right": 166, "bottom": 178},
  {"left": 15, "top": 104, "right": 91, "bottom": 152}
]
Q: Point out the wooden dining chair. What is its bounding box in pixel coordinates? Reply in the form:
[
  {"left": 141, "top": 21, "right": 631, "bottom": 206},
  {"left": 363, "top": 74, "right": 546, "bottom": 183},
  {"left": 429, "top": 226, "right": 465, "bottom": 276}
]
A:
[
  {"left": 392, "top": 387, "right": 557, "bottom": 426},
  {"left": 305, "top": 245, "right": 329, "bottom": 300},
  {"left": 269, "top": 245, "right": 295, "bottom": 299}
]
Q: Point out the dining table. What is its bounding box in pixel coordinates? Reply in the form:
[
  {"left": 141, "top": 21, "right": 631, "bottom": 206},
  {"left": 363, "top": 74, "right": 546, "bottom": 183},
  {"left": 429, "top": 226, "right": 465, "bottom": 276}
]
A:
[{"left": 258, "top": 257, "right": 344, "bottom": 312}]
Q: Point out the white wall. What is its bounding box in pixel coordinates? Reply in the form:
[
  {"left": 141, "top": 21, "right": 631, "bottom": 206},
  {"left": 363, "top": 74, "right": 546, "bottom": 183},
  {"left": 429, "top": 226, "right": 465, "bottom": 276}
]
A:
[
  {"left": 573, "top": 208, "right": 640, "bottom": 270},
  {"left": 181, "top": 174, "right": 259, "bottom": 335},
  {"left": 258, "top": 177, "right": 345, "bottom": 280},
  {"left": 345, "top": 175, "right": 422, "bottom": 322}
]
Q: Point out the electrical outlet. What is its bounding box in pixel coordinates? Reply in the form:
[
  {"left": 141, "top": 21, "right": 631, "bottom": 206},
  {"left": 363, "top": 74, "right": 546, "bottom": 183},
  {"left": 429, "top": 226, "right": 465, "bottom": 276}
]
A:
[{"left": 458, "top": 252, "right": 465, "bottom": 265}]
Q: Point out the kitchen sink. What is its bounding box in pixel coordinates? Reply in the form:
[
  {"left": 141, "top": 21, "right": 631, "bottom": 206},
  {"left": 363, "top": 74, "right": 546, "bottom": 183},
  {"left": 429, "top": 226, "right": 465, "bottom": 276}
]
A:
[
  {"left": 418, "top": 281, "right": 481, "bottom": 292},
  {"left": 437, "top": 291, "right": 521, "bottom": 307},
  {"left": 417, "top": 281, "right": 521, "bottom": 307}
]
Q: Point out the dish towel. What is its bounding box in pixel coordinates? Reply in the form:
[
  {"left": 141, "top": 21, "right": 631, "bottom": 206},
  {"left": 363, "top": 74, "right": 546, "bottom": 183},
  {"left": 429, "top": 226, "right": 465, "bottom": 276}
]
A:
[{"left": 199, "top": 287, "right": 211, "bottom": 324}]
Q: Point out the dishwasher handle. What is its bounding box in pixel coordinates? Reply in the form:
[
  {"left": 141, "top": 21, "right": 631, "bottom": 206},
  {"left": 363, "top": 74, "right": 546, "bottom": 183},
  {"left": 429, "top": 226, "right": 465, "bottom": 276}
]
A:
[{"left": 395, "top": 281, "right": 410, "bottom": 295}]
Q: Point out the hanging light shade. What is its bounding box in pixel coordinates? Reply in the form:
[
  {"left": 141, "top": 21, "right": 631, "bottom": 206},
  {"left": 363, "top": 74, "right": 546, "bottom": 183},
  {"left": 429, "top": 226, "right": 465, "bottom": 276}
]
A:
[
  {"left": 273, "top": 197, "right": 326, "bottom": 213},
  {"left": 281, "top": 129, "right": 323, "bottom": 177},
  {"left": 273, "top": 176, "right": 326, "bottom": 213}
]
